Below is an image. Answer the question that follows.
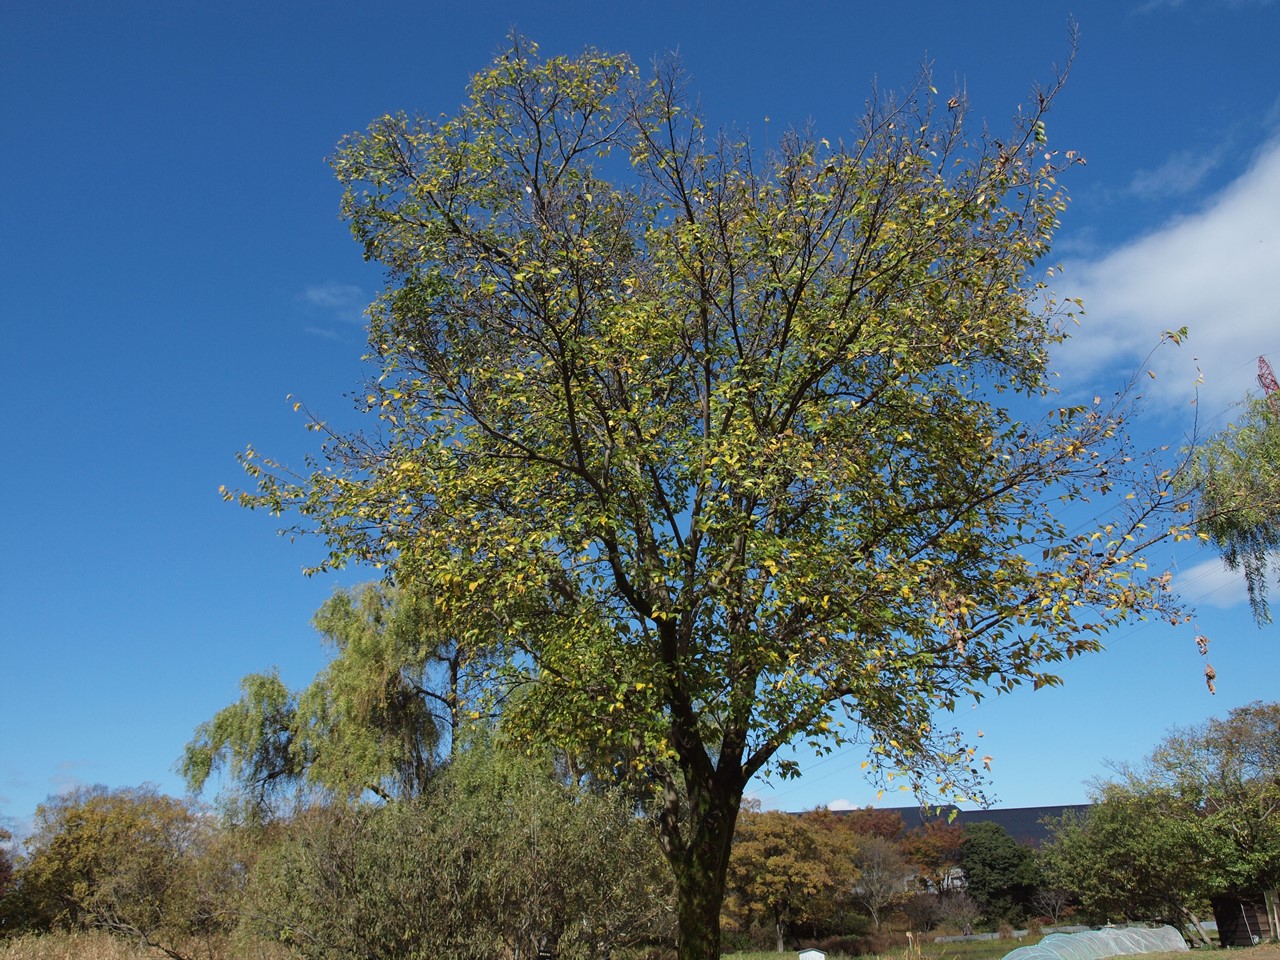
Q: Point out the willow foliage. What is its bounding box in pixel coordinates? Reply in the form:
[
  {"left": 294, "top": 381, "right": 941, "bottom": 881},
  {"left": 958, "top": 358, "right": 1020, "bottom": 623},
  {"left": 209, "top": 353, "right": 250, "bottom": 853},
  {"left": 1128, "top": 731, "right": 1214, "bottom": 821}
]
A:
[
  {"left": 183, "top": 584, "right": 495, "bottom": 815},
  {"left": 1186, "top": 394, "right": 1280, "bottom": 624}
]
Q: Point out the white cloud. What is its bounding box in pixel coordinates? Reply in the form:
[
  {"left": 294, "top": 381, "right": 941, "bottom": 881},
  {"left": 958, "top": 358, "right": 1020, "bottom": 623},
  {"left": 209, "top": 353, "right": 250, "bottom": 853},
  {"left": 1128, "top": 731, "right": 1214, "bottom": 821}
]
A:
[
  {"left": 1052, "top": 136, "right": 1280, "bottom": 421},
  {"left": 824, "top": 798, "right": 859, "bottom": 811}
]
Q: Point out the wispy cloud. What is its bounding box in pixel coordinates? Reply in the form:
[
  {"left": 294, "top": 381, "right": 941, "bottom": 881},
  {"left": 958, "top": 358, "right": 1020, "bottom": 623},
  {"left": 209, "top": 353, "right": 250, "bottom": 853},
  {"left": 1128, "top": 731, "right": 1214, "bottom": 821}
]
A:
[
  {"left": 0, "top": 811, "right": 30, "bottom": 845},
  {"left": 298, "top": 282, "right": 369, "bottom": 338},
  {"left": 50, "top": 759, "right": 92, "bottom": 796},
  {"left": 302, "top": 283, "right": 365, "bottom": 311},
  {"left": 1137, "top": 0, "right": 1278, "bottom": 13},
  {"left": 1052, "top": 136, "right": 1280, "bottom": 421},
  {"left": 1128, "top": 147, "right": 1225, "bottom": 200}
]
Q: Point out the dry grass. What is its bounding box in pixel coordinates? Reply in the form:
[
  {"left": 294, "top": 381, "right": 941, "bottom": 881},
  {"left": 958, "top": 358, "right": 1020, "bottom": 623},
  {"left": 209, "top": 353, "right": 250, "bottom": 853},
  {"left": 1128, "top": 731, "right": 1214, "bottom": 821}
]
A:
[
  {"left": 6, "top": 932, "right": 1280, "bottom": 960},
  {"left": 725, "top": 935, "right": 1017, "bottom": 960},
  {"left": 0, "top": 931, "right": 293, "bottom": 960},
  {"left": 0, "top": 932, "right": 139, "bottom": 960}
]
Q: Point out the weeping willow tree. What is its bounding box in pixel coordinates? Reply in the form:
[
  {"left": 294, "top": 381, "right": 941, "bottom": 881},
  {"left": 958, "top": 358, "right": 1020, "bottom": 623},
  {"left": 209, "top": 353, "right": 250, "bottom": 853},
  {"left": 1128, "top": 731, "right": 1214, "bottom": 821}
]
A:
[
  {"left": 183, "top": 584, "right": 497, "bottom": 816},
  {"left": 225, "top": 37, "right": 1196, "bottom": 959},
  {"left": 1186, "top": 392, "right": 1280, "bottom": 624}
]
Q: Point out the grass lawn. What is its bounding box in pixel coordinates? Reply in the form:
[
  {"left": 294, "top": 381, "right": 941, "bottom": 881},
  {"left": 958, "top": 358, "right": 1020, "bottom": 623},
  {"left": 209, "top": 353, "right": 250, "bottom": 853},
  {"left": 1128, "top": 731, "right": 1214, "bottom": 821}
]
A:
[{"left": 725, "top": 941, "right": 1280, "bottom": 960}]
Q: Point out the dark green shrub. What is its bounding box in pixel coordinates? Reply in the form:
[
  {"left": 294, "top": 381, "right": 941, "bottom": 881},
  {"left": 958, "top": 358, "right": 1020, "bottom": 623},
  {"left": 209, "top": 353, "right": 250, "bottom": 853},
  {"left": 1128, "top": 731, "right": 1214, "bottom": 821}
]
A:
[{"left": 241, "top": 744, "right": 672, "bottom": 959}]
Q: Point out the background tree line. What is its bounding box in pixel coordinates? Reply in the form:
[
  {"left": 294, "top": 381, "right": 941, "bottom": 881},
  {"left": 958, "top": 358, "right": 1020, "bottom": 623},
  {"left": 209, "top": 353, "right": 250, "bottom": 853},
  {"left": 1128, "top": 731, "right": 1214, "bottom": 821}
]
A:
[
  {"left": 0, "top": 772, "right": 1046, "bottom": 959},
  {"left": 5, "top": 697, "right": 1279, "bottom": 957},
  {"left": 721, "top": 805, "right": 1042, "bottom": 954}
]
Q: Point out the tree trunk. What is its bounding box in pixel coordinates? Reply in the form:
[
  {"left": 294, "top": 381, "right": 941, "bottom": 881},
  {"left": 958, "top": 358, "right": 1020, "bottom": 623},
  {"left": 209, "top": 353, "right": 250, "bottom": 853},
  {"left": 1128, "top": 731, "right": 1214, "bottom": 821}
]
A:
[
  {"left": 664, "top": 774, "right": 742, "bottom": 960},
  {"left": 671, "top": 853, "right": 729, "bottom": 960},
  {"left": 1264, "top": 890, "right": 1279, "bottom": 943},
  {"left": 1187, "top": 912, "right": 1213, "bottom": 948},
  {"left": 774, "top": 907, "right": 786, "bottom": 952}
]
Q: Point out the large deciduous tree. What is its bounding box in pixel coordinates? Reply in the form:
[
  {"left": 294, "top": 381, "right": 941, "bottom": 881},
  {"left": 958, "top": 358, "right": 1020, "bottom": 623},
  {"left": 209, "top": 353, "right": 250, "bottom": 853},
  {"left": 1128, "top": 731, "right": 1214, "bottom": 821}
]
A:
[
  {"left": 724, "top": 809, "right": 848, "bottom": 952},
  {"left": 1040, "top": 785, "right": 1215, "bottom": 938},
  {"left": 1146, "top": 703, "right": 1280, "bottom": 905},
  {"left": 230, "top": 37, "right": 1193, "bottom": 959}
]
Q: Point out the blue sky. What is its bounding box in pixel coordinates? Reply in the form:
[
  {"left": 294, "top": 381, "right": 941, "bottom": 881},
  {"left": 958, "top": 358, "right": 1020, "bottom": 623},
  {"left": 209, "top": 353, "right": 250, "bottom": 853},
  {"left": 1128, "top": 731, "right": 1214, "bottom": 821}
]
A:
[{"left": 2, "top": 0, "right": 1278, "bottom": 836}]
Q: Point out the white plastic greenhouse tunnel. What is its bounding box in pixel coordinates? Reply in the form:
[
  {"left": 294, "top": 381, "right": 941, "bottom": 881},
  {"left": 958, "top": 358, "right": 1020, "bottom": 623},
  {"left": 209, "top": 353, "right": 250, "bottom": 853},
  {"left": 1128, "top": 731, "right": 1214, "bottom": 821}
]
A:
[{"left": 1002, "top": 925, "right": 1188, "bottom": 960}]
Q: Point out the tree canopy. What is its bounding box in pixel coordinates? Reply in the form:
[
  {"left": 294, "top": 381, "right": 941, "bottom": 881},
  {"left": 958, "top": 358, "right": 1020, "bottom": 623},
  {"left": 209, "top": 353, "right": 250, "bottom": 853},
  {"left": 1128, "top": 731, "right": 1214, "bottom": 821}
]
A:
[
  {"left": 1145, "top": 702, "right": 1280, "bottom": 897},
  {"left": 850, "top": 834, "right": 915, "bottom": 931},
  {"left": 1040, "top": 784, "right": 1213, "bottom": 934},
  {"left": 900, "top": 819, "right": 966, "bottom": 893},
  {"left": 957, "top": 821, "right": 1040, "bottom": 924},
  {"left": 724, "top": 809, "right": 855, "bottom": 952},
  {"left": 228, "top": 36, "right": 1194, "bottom": 959}
]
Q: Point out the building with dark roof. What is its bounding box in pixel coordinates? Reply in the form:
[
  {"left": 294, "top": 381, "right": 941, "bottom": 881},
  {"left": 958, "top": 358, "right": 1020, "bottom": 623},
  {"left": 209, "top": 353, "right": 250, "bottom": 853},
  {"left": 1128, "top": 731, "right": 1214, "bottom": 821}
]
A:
[{"left": 832, "top": 803, "right": 1091, "bottom": 847}]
